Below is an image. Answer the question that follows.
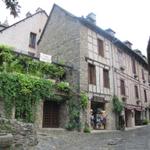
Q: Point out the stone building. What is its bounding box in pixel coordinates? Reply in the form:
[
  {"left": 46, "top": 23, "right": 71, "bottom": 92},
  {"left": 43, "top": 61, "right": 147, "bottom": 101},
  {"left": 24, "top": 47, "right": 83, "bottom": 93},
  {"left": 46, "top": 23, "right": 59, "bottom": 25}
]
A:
[
  {"left": 0, "top": 9, "right": 48, "bottom": 56},
  {"left": 38, "top": 4, "right": 150, "bottom": 130}
]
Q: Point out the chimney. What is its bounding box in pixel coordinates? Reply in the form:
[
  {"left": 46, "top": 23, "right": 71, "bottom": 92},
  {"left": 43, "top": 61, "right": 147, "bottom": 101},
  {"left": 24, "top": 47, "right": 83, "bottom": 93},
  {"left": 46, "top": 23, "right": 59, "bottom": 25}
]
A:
[
  {"left": 134, "top": 49, "right": 142, "bottom": 56},
  {"left": 86, "top": 13, "right": 96, "bottom": 24},
  {"left": 36, "top": 7, "right": 43, "bottom": 12},
  {"left": 105, "top": 28, "right": 116, "bottom": 37},
  {"left": 26, "top": 12, "right": 32, "bottom": 18},
  {"left": 124, "top": 40, "right": 132, "bottom": 49}
]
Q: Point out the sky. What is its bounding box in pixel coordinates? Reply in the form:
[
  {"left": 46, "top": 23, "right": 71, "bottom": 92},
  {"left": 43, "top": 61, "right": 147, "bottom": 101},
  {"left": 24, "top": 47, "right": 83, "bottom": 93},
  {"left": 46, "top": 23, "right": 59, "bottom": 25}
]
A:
[{"left": 0, "top": 0, "right": 150, "bottom": 56}]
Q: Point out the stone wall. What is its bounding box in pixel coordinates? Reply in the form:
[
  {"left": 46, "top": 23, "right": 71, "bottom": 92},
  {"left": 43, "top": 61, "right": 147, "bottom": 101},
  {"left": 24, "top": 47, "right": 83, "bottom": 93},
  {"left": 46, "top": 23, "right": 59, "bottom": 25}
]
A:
[
  {"left": 0, "top": 117, "right": 38, "bottom": 149},
  {"left": 0, "top": 99, "right": 5, "bottom": 117},
  {"left": 38, "top": 5, "right": 81, "bottom": 91}
]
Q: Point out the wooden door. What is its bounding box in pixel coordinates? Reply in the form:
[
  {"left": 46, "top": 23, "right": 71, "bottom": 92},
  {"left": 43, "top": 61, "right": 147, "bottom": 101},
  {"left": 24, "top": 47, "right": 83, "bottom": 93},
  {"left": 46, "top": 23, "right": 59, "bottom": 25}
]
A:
[{"left": 43, "top": 101, "right": 60, "bottom": 128}]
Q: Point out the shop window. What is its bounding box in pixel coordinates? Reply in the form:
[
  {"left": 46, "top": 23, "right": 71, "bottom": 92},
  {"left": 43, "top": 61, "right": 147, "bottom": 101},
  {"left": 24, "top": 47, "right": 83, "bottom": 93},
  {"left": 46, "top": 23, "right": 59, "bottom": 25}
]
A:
[
  {"left": 134, "top": 85, "right": 139, "bottom": 99},
  {"left": 103, "top": 69, "right": 110, "bottom": 88},
  {"left": 97, "top": 39, "right": 104, "bottom": 57},
  {"left": 144, "top": 89, "right": 147, "bottom": 102},
  {"left": 120, "top": 79, "right": 125, "bottom": 96},
  {"left": 88, "top": 63, "right": 96, "bottom": 85},
  {"left": 29, "top": 32, "right": 36, "bottom": 48}
]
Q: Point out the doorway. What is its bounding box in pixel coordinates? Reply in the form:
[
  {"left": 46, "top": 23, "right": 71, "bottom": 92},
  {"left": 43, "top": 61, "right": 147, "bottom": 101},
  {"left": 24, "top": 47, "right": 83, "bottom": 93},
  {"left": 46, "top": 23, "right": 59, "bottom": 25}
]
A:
[
  {"left": 135, "top": 110, "right": 141, "bottom": 125},
  {"left": 91, "top": 101, "right": 105, "bottom": 129},
  {"left": 42, "top": 101, "right": 60, "bottom": 128}
]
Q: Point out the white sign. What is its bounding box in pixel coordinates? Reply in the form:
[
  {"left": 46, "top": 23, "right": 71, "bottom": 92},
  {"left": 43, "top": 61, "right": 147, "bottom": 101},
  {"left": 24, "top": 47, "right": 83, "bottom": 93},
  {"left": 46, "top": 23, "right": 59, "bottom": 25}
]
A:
[{"left": 40, "top": 53, "right": 52, "bottom": 63}]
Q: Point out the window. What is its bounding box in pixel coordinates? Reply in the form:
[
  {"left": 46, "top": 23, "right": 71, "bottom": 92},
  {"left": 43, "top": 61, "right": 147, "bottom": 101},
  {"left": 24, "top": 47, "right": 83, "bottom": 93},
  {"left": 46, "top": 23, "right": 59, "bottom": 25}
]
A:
[
  {"left": 141, "top": 69, "right": 145, "bottom": 81},
  {"left": 88, "top": 63, "right": 96, "bottom": 85},
  {"left": 120, "top": 79, "right": 125, "bottom": 96},
  {"left": 144, "top": 89, "right": 147, "bottom": 102},
  {"left": 103, "top": 69, "right": 110, "bottom": 88},
  {"left": 134, "top": 85, "right": 139, "bottom": 99},
  {"left": 132, "top": 59, "right": 136, "bottom": 74},
  {"left": 97, "top": 39, "right": 104, "bottom": 57},
  {"left": 29, "top": 32, "right": 36, "bottom": 48}
]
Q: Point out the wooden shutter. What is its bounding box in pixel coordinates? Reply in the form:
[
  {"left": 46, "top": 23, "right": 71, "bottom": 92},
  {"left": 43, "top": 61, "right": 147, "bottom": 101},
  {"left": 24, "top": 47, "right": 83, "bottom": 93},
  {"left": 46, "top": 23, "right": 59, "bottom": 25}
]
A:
[
  {"left": 120, "top": 79, "right": 125, "bottom": 95},
  {"left": 134, "top": 85, "right": 139, "bottom": 99},
  {"left": 142, "top": 69, "right": 145, "bottom": 80},
  {"left": 144, "top": 89, "right": 147, "bottom": 102},
  {"left": 88, "top": 64, "right": 96, "bottom": 85},
  {"left": 103, "top": 69, "right": 110, "bottom": 88},
  {"left": 97, "top": 39, "right": 104, "bottom": 57},
  {"left": 132, "top": 59, "right": 136, "bottom": 74}
]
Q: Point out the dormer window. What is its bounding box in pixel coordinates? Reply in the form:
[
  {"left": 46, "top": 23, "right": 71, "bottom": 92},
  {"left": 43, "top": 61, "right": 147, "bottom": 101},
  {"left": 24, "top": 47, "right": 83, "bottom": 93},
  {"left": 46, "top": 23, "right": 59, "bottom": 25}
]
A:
[
  {"left": 29, "top": 32, "right": 36, "bottom": 48},
  {"left": 97, "top": 39, "right": 104, "bottom": 57}
]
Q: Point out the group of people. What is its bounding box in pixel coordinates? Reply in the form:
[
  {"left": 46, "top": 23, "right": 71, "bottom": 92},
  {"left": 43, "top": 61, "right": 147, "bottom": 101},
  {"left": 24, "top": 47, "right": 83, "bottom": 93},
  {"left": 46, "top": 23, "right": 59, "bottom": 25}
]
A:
[{"left": 90, "top": 109, "right": 107, "bottom": 130}]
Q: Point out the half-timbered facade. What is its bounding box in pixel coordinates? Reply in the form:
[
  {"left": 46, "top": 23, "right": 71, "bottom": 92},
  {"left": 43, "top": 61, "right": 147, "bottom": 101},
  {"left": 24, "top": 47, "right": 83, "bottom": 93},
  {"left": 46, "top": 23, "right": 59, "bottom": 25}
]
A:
[{"left": 38, "top": 4, "right": 150, "bottom": 129}]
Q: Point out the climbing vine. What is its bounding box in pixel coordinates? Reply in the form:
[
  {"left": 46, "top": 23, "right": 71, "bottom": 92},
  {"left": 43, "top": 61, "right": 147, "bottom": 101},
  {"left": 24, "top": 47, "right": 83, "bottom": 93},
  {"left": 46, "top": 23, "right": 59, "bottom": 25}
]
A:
[
  {"left": 0, "top": 45, "right": 89, "bottom": 129},
  {"left": 112, "top": 95, "right": 123, "bottom": 114},
  {"left": 66, "top": 92, "right": 89, "bottom": 131},
  {"left": 0, "top": 45, "right": 69, "bottom": 122}
]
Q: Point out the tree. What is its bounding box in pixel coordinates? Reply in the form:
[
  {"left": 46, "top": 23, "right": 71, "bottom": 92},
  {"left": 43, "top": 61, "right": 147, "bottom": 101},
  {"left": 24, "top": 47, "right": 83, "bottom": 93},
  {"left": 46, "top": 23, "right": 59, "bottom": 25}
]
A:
[{"left": 2, "top": 0, "right": 21, "bottom": 17}]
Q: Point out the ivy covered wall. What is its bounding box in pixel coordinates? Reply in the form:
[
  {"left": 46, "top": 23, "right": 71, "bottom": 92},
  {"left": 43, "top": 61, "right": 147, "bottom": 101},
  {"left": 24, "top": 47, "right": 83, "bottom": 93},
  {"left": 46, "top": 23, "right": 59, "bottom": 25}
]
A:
[
  {"left": 0, "top": 45, "right": 70, "bottom": 122},
  {"left": 0, "top": 45, "right": 88, "bottom": 131}
]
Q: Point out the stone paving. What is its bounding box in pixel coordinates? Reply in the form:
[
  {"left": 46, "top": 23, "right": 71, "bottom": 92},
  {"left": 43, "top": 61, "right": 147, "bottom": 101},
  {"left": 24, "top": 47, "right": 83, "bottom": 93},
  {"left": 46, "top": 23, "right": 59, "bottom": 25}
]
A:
[{"left": 35, "top": 125, "right": 150, "bottom": 150}]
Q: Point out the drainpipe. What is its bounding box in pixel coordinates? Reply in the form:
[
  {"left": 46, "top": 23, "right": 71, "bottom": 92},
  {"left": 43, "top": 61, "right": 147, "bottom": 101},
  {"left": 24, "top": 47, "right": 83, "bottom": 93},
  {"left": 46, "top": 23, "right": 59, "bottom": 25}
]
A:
[
  {"left": 110, "top": 39, "right": 119, "bottom": 129},
  {"left": 111, "top": 39, "right": 119, "bottom": 96}
]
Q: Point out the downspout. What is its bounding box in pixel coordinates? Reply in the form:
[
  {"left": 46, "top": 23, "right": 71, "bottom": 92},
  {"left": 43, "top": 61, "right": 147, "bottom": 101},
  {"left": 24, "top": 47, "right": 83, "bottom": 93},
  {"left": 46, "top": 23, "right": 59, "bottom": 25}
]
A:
[{"left": 111, "top": 39, "right": 119, "bottom": 129}]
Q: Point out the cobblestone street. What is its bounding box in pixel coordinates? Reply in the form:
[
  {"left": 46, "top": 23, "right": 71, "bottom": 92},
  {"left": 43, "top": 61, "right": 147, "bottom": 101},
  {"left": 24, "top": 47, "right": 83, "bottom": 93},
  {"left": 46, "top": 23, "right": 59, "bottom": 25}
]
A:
[{"left": 35, "top": 125, "right": 150, "bottom": 150}]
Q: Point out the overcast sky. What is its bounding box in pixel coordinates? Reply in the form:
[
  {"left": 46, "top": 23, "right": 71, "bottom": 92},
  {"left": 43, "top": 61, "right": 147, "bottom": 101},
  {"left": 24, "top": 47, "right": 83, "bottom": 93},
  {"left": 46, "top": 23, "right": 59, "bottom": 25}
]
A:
[{"left": 0, "top": 0, "right": 150, "bottom": 56}]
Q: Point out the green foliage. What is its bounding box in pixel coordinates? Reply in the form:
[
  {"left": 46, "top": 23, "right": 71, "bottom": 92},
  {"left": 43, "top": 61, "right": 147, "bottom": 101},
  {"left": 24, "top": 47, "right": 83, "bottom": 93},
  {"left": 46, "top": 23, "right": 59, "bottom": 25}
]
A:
[
  {"left": 65, "top": 95, "right": 81, "bottom": 131},
  {"left": 0, "top": 120, "right": 14, "bottom": 133},
  {"left": 0, "top": 45, "right": 68, "bottom": 123},
  {"left": 56, "top": 82, "right": 70, "bottom": 92},
  {"left": 3, "top": 0, "right": 20, "bottom": 17},
  {"left": 66, "top": 92, "right": 89, "bottom": 131},
  {"left": 0, "top": 72, "right": 66, "bottom": 122},
  {"left": 80, "top": 92, "right": 88, "bottom": 110},
  {"left": 112, "top": 95, "right": 123, "bottom": 114},
  {"left": 0, "top": 45, "right": 65, "bottom": 79},
  {"left": 142, "top": 119, "right": 149, "bottom": 125},
  {"left": 83, "top": 123, "right": 91, "bottom": 133}
]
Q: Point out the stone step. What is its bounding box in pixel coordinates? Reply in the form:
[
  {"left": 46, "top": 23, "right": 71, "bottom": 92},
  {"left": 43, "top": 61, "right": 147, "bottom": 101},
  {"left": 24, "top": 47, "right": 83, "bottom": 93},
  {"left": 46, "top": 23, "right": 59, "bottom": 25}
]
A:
[{"left": 37, "top": 128, "right": 66, "bottom": 135}]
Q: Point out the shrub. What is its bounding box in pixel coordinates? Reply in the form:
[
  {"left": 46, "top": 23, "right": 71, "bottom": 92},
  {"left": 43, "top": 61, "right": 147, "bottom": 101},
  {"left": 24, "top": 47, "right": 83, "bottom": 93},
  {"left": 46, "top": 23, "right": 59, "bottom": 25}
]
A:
[
  {"left": 83, "top": 123, "right": 91, "bottom": 133},
  {"left": 142, "top": 119, "right": 149, "bottom": 125}
]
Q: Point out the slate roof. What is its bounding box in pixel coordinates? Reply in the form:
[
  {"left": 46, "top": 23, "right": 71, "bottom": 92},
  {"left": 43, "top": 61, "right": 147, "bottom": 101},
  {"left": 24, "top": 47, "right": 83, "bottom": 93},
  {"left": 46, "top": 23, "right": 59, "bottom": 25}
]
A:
[
  {"left": 0, "top": 10, "right": 48, "bottom": 33},
  {"left": 38, "top": 4, "right": 148, "bottom": 68}
]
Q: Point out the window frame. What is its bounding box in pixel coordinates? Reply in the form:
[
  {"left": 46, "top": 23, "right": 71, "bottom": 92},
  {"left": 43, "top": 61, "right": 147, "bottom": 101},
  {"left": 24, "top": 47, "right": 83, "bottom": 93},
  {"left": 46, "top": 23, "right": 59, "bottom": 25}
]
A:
[
  {"left": 29, "top": 32, "right": 37, "bottom": 48},
  {"left": 88, "top": 63, "right": 96, "bottom": 85},
  {"left": 134, "top": 85, "right": 139, "bottom": 99},
  {"left": 120, "top": 79, "right": 126, "bottom": 96},
  {"left": 103, "top": 69, "right": 110, "bottom": 88},
  {"left": 144, "top": 89, "right": 147, "bottom": 102},
  {"left": 97, "top": 38, "right": 104, "bottom": 57},
  {"left": 132, "top": 59, "right": 136, "bottom": 74}
]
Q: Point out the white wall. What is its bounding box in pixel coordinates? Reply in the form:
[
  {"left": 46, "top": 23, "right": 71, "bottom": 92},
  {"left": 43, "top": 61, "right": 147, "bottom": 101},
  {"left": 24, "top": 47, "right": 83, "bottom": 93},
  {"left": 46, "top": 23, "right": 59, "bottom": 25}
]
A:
[{"left": 0, "top": 11, "right": 47, "bottom": 55}]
